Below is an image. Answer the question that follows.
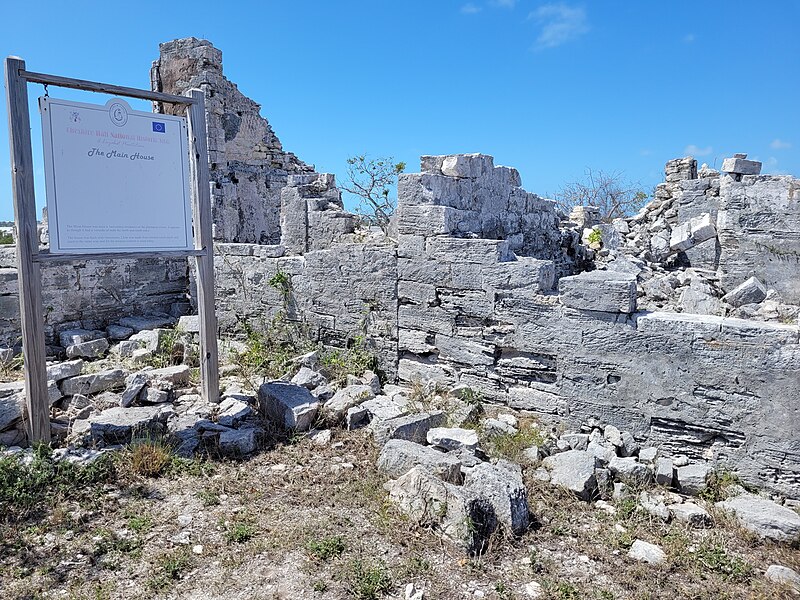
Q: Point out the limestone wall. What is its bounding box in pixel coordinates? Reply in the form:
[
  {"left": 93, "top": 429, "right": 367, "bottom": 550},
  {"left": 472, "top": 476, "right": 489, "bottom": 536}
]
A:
[
  {"left": 0, "top": 247, "right": 188, "bottom": 348},
  {"left": 151, "top": 38, "right": 315, "bottom": 244},
  {"left": 214, "top": 242, "right": 399, "bottom": 380},
  {"left": 717, "top": 174, "right": 800, "bottom": 304},
  {"left": 393, "top": 157, "right": 800, "bottom": 498}
]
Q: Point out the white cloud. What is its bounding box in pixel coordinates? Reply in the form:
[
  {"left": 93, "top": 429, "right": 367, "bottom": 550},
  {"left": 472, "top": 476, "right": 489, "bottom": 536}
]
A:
[
  {"left": 460, "top": 2, "right": 482, "bottom": 14},
  {"left": 491, "top": 0, "right": 518, "bottom": 7},
  {"left": 683, "top": 33, "right": 696, "bottom": 43},
  {"left": 529, "top": 4, "right": 589, "bottom": 50},
  {"left": 770, "top": 138, "right": 791, "bottom": 150},
  {"left": 640, "top": 149, "right": 652, "bottom": 156},
  {"left": 684, "top": 144, "right": 713, "bottom": 157}
]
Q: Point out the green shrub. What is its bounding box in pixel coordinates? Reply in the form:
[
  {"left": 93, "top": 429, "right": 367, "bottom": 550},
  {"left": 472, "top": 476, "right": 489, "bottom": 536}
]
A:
[
  {"left": 346, "top": 559, "right": 393, "bottom": 600},
  {"left": 306, "top": 535, "right": 346, "bottom": 560},
  {"left": 320, "top": 336, "right": 378, "bottom": 385},
  {"left": 0, "top": 443, "right": 116, "bottom": 521}
]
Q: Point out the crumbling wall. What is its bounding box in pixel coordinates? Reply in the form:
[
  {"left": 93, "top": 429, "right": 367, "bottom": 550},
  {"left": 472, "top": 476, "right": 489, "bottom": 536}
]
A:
[
  {"left": 214, "top": 242, "right": 398, "bottom": 379},
  {"left": 394, "top": 155, "right": 800, "bottom": 498},
  {"left": 0, "top": 247, "right": 188, "bottom": 348},
  {"left": 717, "top": 173, "right": 800, "bottom": 304},
  {"left": 151, "top": 38, "right": 315, "bottom": 244}
]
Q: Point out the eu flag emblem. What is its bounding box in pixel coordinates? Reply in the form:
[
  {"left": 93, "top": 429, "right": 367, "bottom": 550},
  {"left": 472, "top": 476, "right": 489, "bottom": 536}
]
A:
[{"left": 152, "top": 122, "right": 166, "bottom": 133}]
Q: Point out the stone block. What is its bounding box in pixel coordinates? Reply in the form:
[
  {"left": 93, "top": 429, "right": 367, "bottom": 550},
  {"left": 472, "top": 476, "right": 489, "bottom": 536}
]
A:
[
  {"left": 60, "top": 369, "right": 125, "bottom": 396},
  {"left": 377, "top": 439, "right": 463, "bottom": 484},
  {"left": 440, "top": 154, "right": 494, "bottom": 178},
  {"left": 722, "top": 276, "right": 767, "bottom": 307},
  {"left": 373, "top": 411, "right": 447, "bottom": 446},
  {"left": 427, "top": 427, "right": 480, "bottom": 452},
  {"left": 46, "top": 359, "right": 83, "bottom": 382},
  {"left": 89, "top": 405, "right": 166, "bottom": 444},
  {"left": 558, "top": 270, "right": 637, "bottom": 313},
  {"left": 106, "top": 325, "right": 134, "bottom": 340},
  {"left": 259, "top": 381, "right": 319, "bottom": 431},
  {"left": 542, "top": 450, "right": 598, "bottom": 500},
  {"left": 463, "top": 460, "right": 530, "bottom": 535},
  {"left": 66, "top": 338, "right": 109, "bottom": 359},
  {"left": 321, "top": 385, "right": 375, "bottom": 422},
  {"left": 721, "top": 156, "right": 762, "bottom": 175},
  {"left": 716, "top": 493, "right": 800, "bottom": 542},
  {"left": 675, "top": 463, "right": 713, "bottom": 495}
]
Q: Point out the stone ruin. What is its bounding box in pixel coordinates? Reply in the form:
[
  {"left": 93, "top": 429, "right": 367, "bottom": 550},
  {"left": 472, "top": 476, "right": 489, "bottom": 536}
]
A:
[{"left": 1, "top": 37, "right": 799, "bottom": 502}]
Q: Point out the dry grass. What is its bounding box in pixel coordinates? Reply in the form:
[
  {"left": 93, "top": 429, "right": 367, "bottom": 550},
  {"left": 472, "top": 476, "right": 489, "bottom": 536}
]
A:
[{"left": 0, "top": 429, "right": 798, "bottom": 600}]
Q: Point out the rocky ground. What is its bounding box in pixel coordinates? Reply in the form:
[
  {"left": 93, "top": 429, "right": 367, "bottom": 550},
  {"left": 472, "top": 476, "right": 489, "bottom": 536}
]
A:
[{"left": 1, "top": 317, "right": 799, "bottom": 600}]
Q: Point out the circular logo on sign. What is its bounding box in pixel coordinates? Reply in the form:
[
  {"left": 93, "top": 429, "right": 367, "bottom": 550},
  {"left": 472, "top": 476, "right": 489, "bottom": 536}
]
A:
[{"left": 109, "top": 102, "right": 128, "bottom": 127}]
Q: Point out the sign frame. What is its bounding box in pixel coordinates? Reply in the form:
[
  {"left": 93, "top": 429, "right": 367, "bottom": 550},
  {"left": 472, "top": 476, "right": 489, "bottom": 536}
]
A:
[{"left": 4, "top": 57, "right": 220, "bottom": 442}]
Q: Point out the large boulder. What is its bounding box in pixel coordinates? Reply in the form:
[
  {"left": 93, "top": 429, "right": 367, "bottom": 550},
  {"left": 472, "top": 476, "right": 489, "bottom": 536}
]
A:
[
  {"left": 464, "top": 460, "right": 530, "bottom": 535},
  {"left": 259, "top": 382, "right": 319, "bottom": 431},
  {"left": 716, "top": 493, "right": 800, "bottom": 543},
  {"left": 384, "top": 466, "right": 498, "bottom": 555}
]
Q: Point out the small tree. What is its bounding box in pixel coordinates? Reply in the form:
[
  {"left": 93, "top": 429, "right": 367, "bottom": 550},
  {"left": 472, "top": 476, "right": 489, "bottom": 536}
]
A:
[
  {"left": 341, "top": 155, "right": 405, "bottom": 233},
  {"left": 555, "top": 169, "right": 648, "bottom": 222}
]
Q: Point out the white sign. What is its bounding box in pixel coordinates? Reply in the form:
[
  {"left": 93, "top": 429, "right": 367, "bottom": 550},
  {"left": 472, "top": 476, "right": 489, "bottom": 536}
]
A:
[{"left": 40, "top": 97, "right": 193, "bottom": 253}]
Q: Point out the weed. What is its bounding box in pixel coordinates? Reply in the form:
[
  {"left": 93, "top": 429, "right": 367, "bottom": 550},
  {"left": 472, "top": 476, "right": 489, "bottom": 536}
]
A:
[
  {"left": 126, "top": 514, "right": 152, "bottom": 533},
  {"left": 698, "top": 470, "right": 742, "bottom": 502},
  {"left": 313, "top": 579, "right": 329, "bottom": 592},
  {"left": 147, "top": 548, "right": 193, "bottom": 590},
  {"left": 399, "top": 555, "right": 430, "bottom": 578},
  {"left": 0, "top": 443, "right": 116, "bottom": 521},
  {"left": 268, "top": 269, "right": 292, "bottom": 295},
  {"left": 320, "top": 336, "right": 377, "bottom": 386},
  {"left": 306, "top": 535, "right": 346, "bottom": 560},
  {"left": 92, "top": 528, "right": 141, "bottom": 557},
  {"left": 225, "top": 520, "right": 257, "bottom": 544},
  {"left": 125, "top": 439, "right": 173, "bottom": 477},
  {"left": 144, "top": 328, "right": 185, "bottom": 370},
  {"left": 485, "top": 424, "right": 546, "bottom": 462},
  {"left": 495, "top": 581, "right": 514, "bottom": 599},
  {"left": 0, "top": 231, "right": 13, "bottom": 245},
  {"left": 693, "top": 540, "right": 752, "bottom": 582},
  {"left": 460, "top": 387, "right": 484, "bottom": 406},
  {"left": 345, "top": 558, "right": 393, "bottom": 600},
  {"left": 587, "top": 228, "right": 602, "bottom": 245},
  {"left": 197, "top": 489, "right": 220, "bottom": 506},
  {"left": 0, "top": 353, "right": 23, "bottom": 380},
  {"left": 231, "top": 319, "right": 315, "bottom": 384}
]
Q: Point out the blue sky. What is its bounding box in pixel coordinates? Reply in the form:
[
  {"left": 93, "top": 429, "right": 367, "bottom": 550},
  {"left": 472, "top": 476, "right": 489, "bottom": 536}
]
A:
[{"left": 1, "top": 0, "right": 798, "bottom": 221}]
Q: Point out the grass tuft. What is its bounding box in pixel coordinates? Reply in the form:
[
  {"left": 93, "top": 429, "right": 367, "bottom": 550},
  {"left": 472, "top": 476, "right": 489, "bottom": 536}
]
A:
[
  {"left": 306, "top": 535, "right": 347, "bottom": 560},
  {"left": 345, "top": 558, "right": 393, "bottom": 600}
]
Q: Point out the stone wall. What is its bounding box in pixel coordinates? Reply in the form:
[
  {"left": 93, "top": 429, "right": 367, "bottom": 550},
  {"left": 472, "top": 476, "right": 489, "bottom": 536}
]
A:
[
  {"left": 0, "top": 247, "right": 188, "bottom": 348},
  {"left": 393, "top": 156, "right": 800, "bottom": 498},
  {"left": 151, "top": 38, "right": 315, "bottom": 244},
  {"left": 717, "top": 173, "right": 800, "bottom": 304},
  {"left": 214, "top": 241, "right": 399, "bottom": 380}
]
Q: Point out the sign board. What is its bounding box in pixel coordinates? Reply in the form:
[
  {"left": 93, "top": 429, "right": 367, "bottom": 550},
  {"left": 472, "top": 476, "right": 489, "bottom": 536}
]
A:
[{"left": 40, "top": 97, "right": 193, "bottom": 253}]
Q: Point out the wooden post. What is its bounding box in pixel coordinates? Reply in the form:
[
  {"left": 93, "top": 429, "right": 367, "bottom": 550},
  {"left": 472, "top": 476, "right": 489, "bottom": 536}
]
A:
[
  {"left": 4, "top": 57, "right": 50, "bottom": 442},
  {"left": 186, "top": 89, "right": 219, "bottom": 404}
]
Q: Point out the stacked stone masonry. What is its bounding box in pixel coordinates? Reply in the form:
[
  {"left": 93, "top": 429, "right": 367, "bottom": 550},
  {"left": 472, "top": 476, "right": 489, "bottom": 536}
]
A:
[{"left": 2, "top": 38, "right": 799, "bottom": 498}]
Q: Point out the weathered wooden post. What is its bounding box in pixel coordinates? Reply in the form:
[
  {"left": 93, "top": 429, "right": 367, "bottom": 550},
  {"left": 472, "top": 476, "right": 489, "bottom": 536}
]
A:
[{"left": 4, "top": 57, "right": 50, "bottom": 442}]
